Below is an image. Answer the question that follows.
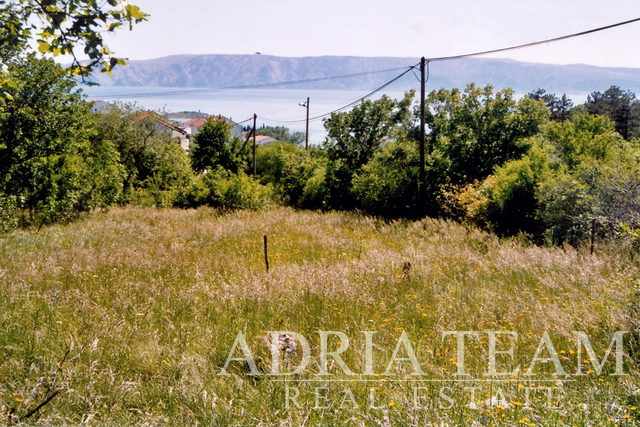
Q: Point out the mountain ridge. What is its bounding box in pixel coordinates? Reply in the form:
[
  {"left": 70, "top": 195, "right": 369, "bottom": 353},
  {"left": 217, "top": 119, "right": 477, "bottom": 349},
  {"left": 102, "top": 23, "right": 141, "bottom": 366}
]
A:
[{"left": 85, "top": 54, "right": 640, "bottom": 94}]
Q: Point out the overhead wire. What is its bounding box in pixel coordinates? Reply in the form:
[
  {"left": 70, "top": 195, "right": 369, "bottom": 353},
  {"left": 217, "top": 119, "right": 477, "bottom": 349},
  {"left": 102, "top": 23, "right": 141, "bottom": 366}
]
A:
[
  {"left": 258, "top": 65, "right": 418, "bottom": 125},
  {"left": 428, "top": 17, "right": 640, "bottom": 62},
  {"left": 96, "top": 66, "right": 413, "bottom": 99},
  {"left": 97, "top": 17, "right": 640, "bottom": 128},
  {"left": 259, "top": 17, "right": 640, "bottom": 125}
]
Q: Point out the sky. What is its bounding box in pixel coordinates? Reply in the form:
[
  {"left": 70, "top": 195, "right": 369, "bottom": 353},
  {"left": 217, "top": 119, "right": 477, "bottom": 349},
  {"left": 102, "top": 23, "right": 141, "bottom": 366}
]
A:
[{"left": 93, "top": 0, "right": 640, "bottom": 68}]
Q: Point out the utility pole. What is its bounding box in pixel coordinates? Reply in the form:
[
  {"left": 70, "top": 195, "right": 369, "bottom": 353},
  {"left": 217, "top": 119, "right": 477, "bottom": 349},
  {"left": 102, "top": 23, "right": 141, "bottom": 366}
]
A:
[
  {"left": 252, "top": 113, "right": 257, "bottom": 176},
  {"left": 419, "top": 57, "right": 426, "bottom": 206},
  {"left": 305, "top": 97, "right": 310, "bottom": 150},
  {"left": 300, "top": 98, "right": 310, "bottom": 150}
]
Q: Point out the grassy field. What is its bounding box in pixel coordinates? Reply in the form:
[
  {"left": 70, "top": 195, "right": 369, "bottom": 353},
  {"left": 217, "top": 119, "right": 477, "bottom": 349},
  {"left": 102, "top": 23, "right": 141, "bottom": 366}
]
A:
[{"left": 1, "top": 207, "right": 639, "bottom": 426}]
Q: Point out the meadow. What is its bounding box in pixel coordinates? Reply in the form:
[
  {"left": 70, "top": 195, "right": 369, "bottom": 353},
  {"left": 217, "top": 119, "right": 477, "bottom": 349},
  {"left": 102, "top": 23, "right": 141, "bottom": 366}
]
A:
[{"left": 0, "top": 207, "right": 639, "bottom": 426}]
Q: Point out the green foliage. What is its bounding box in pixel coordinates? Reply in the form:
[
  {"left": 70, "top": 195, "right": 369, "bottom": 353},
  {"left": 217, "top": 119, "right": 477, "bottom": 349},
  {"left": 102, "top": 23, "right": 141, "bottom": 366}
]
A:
[
  {"left": 203, "top": 169, "right": 271, "bottom": 211},
  {"left": 546, "top": 112, "right": 623, "bottom": 167},
  {"left": 90, "top": 104, "right": 193, "bottom": 205},
  {"left": 426, "top": 84, "right": 549, "bottom": 189},
  {"left": 536, "top": 169, "right": 593, "bottom": 244},
  {"left": 256, "top": 125, "right": 305, "bottom": 145},
  {"left": 538, "top": 113, "right": 640, "bottom": 244},
  {"left": 190, "top": 118, "right": 249, "bottom": 174},
  {"left": 0, "top": 54, "right": 94, "bottom": 228},
  {"left": 585, "top": 86, "right": 640, "bottom": 140},
  {"left": 322, "top": 91, "right": 415, "bottom": 209},
  {"left": 460, "top": 112, "right": 640, "bottom": 244},
  {"left": 298, "top": 166, "right": 328, "bottom": 210},
  {"left": 481, "top": 145, "right": 550, "bottom": 237},
  {"left": 526, "top": 89, "right": 574, "bottom": 122},
  {"left": 175, "top": 168, "right": 271, "bottom": 211},
  {"left": 0, "top": 0, "right": 147, "bottom": 79},
  {"left": 0, "top": 195, "right": 18, "bottom": 232},
  {"left": 81, "top": 116, "right": 125, "bottom": 209},
  {"left": 352, "top": 139, "right": 419, "bottom": 217},
  {"left": 255, "top": 142, "right": 324, "bottom": 206}
]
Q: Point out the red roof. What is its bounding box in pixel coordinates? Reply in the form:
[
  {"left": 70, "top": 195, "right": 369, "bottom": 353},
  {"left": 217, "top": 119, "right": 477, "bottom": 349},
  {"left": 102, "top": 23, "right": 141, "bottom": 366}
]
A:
[
  {"left": 180, "top": 118, "right": 206, "bottom": 128},
  {"left": 255, "top": 135, "right": 277, "bottom": 143}
]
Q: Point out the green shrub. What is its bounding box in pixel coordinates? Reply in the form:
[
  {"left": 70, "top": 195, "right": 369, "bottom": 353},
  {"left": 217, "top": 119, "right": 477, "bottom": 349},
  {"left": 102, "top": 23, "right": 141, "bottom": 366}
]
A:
[
  {"left": 203, "top": 169, "right": 271, "bottom": 210},
  {"left": 172, "top": 176, "right": 209, "bottom": 209},
  {"left": 173, "top": 168, "right": 272, "bottom": 211},
  {"left": 255, "top": 142, "right": 322, "bottom": 207},
  {"left": 352, "top": 139, "right": 419, "bottom": 217},
  {"left": 0, "top": 195, "right": 18, "bottom": 233},
  {"left": 298, "top": 167, "right": 328, "bottom": 210}
]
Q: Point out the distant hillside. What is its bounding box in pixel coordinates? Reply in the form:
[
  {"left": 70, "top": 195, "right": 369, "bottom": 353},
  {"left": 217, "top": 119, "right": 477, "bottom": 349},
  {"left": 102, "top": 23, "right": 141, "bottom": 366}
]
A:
[{"left": 84, "top": 54, "right": 640, "bottom": 94}]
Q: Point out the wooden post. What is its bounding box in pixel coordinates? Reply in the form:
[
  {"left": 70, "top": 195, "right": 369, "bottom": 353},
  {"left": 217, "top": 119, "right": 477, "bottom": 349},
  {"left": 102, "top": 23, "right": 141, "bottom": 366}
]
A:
[
  {"left": 305, "top": 97, "right": 310, "bottom": 151},
  {"left": 263, "top": 235, "right": 269, "bottom": 272},
  {"left": 252, "top": 114, "right": 257, "bottom": 176},
  {"left": 590, "top": 218, "right": 597, "bottom": 255}
]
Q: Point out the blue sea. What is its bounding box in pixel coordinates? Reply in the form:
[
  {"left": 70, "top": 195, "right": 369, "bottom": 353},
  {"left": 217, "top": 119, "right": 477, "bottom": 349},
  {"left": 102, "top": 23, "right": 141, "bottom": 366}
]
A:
[
  {"left": 81, "top": 85, "right": 589, "bottom": 145},
  {"left": 81, "top": 86, "right": 414, "bottom": 145}
]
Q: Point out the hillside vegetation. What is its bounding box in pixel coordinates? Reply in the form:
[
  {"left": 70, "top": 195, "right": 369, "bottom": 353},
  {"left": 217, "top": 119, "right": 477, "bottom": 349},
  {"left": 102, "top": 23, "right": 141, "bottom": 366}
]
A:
[
  {"left": 5, "top": 55, "right": 640, "bottom": 252},
  {"left": 0, "top": 207, "right": 639, "bottom": 425}
]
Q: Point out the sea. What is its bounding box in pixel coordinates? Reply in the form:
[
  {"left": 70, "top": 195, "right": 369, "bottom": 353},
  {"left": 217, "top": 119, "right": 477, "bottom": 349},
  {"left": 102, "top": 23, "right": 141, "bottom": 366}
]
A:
[
  {"left": 81, "top": 86, "right": 415, "bottom": 145},
  {"left": 81, "top": 85, "right": 589, "bottom": 146}
]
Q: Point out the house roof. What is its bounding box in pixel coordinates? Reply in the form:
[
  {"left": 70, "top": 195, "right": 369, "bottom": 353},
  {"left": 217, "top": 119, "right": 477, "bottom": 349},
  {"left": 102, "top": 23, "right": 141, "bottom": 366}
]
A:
[
  {"left": 178, "top": 115, "right": 243, "bottom": 129},
  {"left": 180, "top": 118, "right": 206, "bottom": 128},
  {"left": 255, "top": 135, "right": 277, "bottom": 144},
  {"left": 134, "top": 111, "right": 187, "bottom": 135}
]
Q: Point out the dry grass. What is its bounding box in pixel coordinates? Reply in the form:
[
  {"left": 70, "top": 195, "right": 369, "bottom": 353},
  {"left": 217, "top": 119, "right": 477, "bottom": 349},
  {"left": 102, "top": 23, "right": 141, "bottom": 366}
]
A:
[{"left": 0, "top": 207, "right": 639, "bottom": 426}]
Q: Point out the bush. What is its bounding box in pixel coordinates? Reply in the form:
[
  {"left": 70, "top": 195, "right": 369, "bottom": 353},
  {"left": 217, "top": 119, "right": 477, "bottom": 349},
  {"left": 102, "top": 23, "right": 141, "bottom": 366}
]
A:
[
  {"left": 255, "top": 142, "right": 323, "bottom": 207},
  {"left": 298, "top": 167, "right": 328, "bottom": 210},
  {"left": 0, "top": 195, "right": 18, "bottom": 233},
  {"left": 172, "top": 177, "right": 209, "bottom": 209},
  {"left": 175, "top": 168, "right": 271, "bottom": 211},
  {"left": 352, "top": 139, "right": 419, "bottom": 217}
]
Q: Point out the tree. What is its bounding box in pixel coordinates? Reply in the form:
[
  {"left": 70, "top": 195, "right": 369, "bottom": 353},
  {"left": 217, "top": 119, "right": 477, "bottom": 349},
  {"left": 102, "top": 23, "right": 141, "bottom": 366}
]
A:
[
  {"left": 256, "top": 126, "right": 305, "bottom": 145},
  {"left": 526, "top": 89, "right": 573, "bottom": 122},
  {"left": 1, "top": 0, "right": 147, "bottom": 75},
  {"left": 351, "top": 139, "right": 420, "bottom": 217},
  {"left": 90, "top": 104, "right": 192, "bottom": 204},
  {"left": 457, "top": 113, "right": 640, "bottom": 244},
  {"left": 255, "top": 142, "right": 322, "bottom": 206},
  {"left": 426, "top": 84, "right": 548, "bottom": 190},
  {"left": 0, "top": 54, "right": 122, "bottom": 227},
  {"left": 322, "top": 91, "right": 415, "bottom": 209},
  {"left": 585, "top": 86, "right": 640, "bottom": 140},
  {"left": 0, "top": 0, "right": 147, "bottom": 100},
  {"left": 190, "top": 118, "right": 249, "bottom": 174}
]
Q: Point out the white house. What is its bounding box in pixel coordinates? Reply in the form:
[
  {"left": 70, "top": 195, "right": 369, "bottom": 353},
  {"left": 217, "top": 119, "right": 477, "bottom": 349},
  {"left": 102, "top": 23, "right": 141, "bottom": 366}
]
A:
[
  {"left": 89, "top": 100, "right": 113, "bottom": 113},
  {"left": 134, "top": 111, "right": 190, "bottom": 151}
]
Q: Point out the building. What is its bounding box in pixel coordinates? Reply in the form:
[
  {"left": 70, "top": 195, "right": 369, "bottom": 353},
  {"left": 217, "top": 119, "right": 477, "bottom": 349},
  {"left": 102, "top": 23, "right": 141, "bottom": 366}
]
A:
[
  {"left": 88, "top": 100, "right": 113, "bottom": 113},
  {"left": 178, "top": 115, "right": 243, "bottom": 140},
  {"left": 134, "top": 111, "right": 190, "bottom": 151},
  {"left": 255, "top": 135, "right": 277, "bottom": 144}
]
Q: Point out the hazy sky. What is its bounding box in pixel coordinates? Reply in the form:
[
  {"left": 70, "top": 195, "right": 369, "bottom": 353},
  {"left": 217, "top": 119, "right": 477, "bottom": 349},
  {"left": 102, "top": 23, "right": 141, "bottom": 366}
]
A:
[{"left": 96, "top": 0, "right": 640, "bottom": 68}]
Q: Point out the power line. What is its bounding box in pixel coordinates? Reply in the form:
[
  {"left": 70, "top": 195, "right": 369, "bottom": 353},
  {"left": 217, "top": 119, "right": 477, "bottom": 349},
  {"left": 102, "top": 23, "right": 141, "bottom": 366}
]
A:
[
  {"left": 256, "top": 16, "right": 640, "bottom": 131},
  {"left": 428, "top": 17, "right": 640, "bottom": 62},
  {"left": 97, "top": 66, "right": 413, "bottom": 99},
  {"left": 236, "top": 117, "right": 253, "bottom": 125},
  {"left": 258, "top": 65, "right": 417, "bottom": 125},
  {"left": 95, "top": 16, "right": 640, "bottom": 130}
]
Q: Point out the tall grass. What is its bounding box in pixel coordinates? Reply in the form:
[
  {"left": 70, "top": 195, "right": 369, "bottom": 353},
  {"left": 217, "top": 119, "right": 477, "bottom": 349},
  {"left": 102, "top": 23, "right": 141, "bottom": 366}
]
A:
[{"left": 0, "top": 207, "right": 638, "bottom": 426}]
